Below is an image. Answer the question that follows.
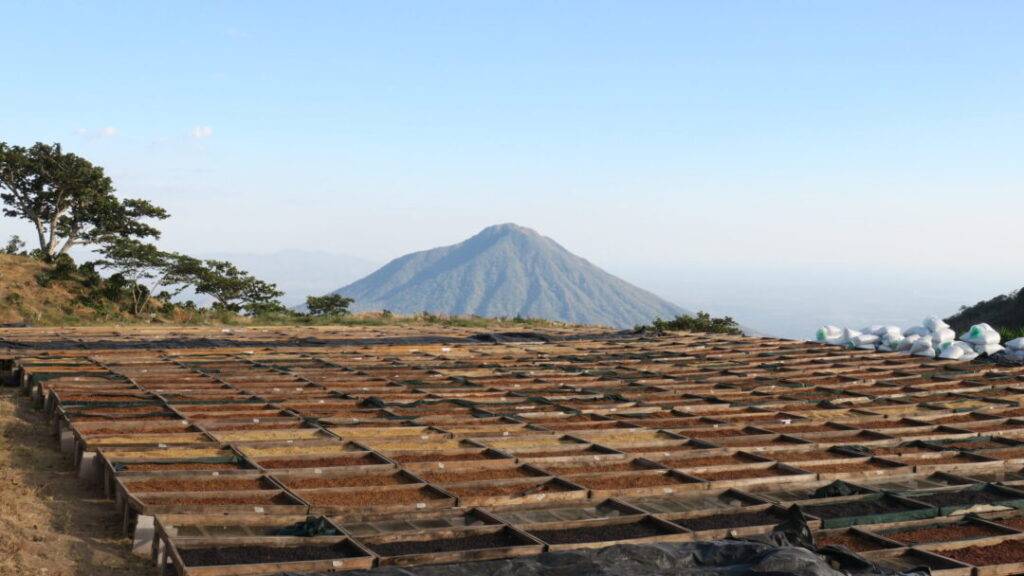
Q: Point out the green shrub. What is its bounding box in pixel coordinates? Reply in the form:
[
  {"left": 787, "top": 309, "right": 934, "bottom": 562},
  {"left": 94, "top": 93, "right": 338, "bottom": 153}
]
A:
[
  {"left": 35, "top": 254, "right": 78, "bottom": 286},
  {"left": 306, "top": 294, "right": 353, "bottom": 316},
  {"left": 998, "top": 326, "right": 1024, "bottom": 342},
  {"left": 637, "top": 311, "right": 743, "bottom": 335}
]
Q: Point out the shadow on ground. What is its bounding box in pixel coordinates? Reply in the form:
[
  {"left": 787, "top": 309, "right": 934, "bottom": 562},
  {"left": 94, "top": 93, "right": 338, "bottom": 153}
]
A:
[{"left": 0, "top": 388, "right": 150, "bottom": 576}]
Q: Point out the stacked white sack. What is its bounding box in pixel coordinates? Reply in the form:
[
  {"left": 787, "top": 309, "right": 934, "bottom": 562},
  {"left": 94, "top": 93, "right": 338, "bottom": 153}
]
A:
[
  {"left": 1006, "top": 338, "right": 1024, "bottom": 361},
  {"left": 815, "top": 317, "right": 1005, "bottom": 361},
  {"left": 909, "top": 336, "right": 936, "bottom": 358},
  {"left": 960, "top": 323, "right": 1005, "bottom": 356},
  {"left": 938, "top": 341, "right": 979, "bottom": 361},
  {"left": 815, "top": 325, "right": 845, "bottom": 346}
]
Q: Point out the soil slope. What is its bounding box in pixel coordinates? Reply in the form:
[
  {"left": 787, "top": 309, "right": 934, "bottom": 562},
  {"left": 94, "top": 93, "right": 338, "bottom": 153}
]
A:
[
  {"left": 0, "top": 388, "right": 148, "bottom": 576},
  {"left": 0, "top": 254, "right": 106, "bottom": 324}
]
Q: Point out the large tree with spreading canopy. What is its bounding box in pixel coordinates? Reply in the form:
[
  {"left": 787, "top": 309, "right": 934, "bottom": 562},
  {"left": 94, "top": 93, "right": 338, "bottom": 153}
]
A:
[{"left": 0, "top": 141, "right": 168, "bottom": 260}]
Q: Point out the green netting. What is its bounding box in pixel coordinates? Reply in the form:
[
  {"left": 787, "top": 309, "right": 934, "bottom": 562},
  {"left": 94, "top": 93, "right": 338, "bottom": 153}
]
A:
[
  {"left": 905, "top": 483, "right": 1024, "bottom": 516},
  {"left": 925, "top": 435, "right": 1020, "bottom": 450},
  {"left": 800, "top": 494, "right": 938, "bottom": 529}
]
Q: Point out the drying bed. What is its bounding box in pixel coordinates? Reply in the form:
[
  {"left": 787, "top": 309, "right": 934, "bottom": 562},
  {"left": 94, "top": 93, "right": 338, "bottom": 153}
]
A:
[{"left": 6, "top": 324, "right": 1024, "bottom": 574}]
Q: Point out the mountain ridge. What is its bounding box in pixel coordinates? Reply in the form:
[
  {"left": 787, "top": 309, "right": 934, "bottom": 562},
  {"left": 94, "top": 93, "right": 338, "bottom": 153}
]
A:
[{"left": 333, "top": 224, "right": 687, "bottom": 328}]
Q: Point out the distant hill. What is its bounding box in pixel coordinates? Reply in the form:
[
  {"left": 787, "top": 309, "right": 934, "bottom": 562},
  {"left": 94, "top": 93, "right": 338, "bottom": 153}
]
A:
[
  {"left": 333, "top": 223, "right": 687, "bottom": 328},
  {"left": 945, "top": 286, "right": 1024, "bottom": 335}
]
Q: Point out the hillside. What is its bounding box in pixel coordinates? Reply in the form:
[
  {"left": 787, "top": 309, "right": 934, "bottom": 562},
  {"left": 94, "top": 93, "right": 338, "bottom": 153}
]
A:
[
  {"left": 945, "top": 286, "right": 1024, "bottom": 336},
  {"left": 0, "top": 253, "right": 580, "bottom": 329},
  {"left": 334, "top": 223, "right": 687, "bottom": 328},
  {"left": 0, "top": 254, "right": 113, "bottom": 324}
]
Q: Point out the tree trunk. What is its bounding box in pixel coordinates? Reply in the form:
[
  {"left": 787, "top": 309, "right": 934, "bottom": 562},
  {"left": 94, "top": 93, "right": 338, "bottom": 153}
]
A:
[
  {"left": 56, "top": 237, "right": 77, "bottom": 257},
  {"left": 31, "top": 217, "right": 47, "bottom": 254}
]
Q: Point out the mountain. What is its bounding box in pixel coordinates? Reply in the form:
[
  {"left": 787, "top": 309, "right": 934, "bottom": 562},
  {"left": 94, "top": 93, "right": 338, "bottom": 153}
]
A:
[
  {"left": 333, "top": 223, "right": 687, "bottom": 328},
  {"left": 203, "top": 250, "right": 379, "bottom": 306}
]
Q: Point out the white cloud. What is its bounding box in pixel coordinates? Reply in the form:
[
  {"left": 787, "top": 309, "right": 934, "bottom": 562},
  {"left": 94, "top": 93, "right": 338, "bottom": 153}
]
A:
[
  {"left": 75, "top": 126, "right": 119, "bottom": 139},
  {"left": 190, "top": 126, "right": 214, "bottom": 140}
]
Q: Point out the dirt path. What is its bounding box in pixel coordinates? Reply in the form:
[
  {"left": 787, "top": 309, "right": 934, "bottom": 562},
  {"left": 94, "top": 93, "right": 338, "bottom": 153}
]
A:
[{"left": 0, "top": 388, "right": 149, "bottom": 576}]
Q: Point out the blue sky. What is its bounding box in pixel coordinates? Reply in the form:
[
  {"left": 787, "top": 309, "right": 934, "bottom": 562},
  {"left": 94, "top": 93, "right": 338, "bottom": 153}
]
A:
[{"left": 1, "top": 1, "right": 1022, "bottom": 335}]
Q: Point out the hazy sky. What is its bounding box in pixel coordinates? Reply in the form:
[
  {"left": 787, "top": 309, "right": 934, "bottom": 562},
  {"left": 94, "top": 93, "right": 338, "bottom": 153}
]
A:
[{"left": 1, "top": 2, "right": 1022, "bottom": 336}]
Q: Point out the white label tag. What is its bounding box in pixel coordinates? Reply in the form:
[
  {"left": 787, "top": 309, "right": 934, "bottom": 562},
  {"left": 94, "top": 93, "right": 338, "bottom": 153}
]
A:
[
  {"left": 158, "top": 443, "right": 167, "bottom": 448},
  {"left": 415, "top": 502, "right": 426, "bottom": 509},
  {"left": 438, "top": 463, "right": 445, "bottom": 469},
  {"left": 254, "top": 506, "right": 265, "bottom": 513},
  {"left": 211, "top": 471, "right": 219, "bottom": 477},
  {"left": 318, "top": 400, "right": 325, "bottom": 404},
  {"left": 663, "top": 488, "right": 674, "bottom": 494},
  {"left": 252, "top": 418, "right": 260, "bottom": 423},
  {"left": 332, "top": 560, "right": 344, "bottom": 568},
  {"left": 314, "top": 468, "right": 323, "bottom": 474}
]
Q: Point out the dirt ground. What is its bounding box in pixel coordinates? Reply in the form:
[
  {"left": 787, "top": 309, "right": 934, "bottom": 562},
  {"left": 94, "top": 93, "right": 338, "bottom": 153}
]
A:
[{"left": 0, "top": 388, "right": 149, "bottom": 576}]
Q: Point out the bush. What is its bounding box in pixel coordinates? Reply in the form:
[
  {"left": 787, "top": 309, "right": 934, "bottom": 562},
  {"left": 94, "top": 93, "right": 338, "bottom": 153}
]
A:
[
  {"left": 35, "top": 254, "right": 78, "bottom": 286},
  {"left": 247, "top": 301, "right": 296, "bottom": 317},
  {"left": 637, "top": 311, "right": 743, "bottom": 336},
  {"left": 306, "top": 294, "right": 354, "bottom": 316},
  {"left": 78, "top": 261, "right": 102, "bottom": 288},
  {"left": 998, "top": 326, "right": 1024, "bottom": 342},
  {"left": 2, "top": 235, "right": 24, "bottom": 255}
]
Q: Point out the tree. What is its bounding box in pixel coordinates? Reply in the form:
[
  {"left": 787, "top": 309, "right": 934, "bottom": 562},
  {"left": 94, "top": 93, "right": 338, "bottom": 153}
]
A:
[
  {"left": 638, "top": 311, "right": 743, "bottom": 336},
  {"left": 96, "top": 238, "right": 200, "bottom": 315},
  {"left": 192, "top": 259, "right": 284, "bottom": 314},
  {"left": 0, "top": 141, "right": 168, "bottom": 260},
  {"left": 306, "top": 294, "right": 354, "bottom": 316},
  {"left": 2, "top": 235, "right": 25, "bottom": 255}
]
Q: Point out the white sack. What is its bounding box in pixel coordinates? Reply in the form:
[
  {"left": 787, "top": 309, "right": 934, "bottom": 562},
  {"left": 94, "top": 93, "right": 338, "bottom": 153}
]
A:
[
  {"left": 923, "top": 316, "right": 950, "bottom": 332},
  {"left": 973, "top": 343, "right": 1005, "bottom": 356},
  {"left": 931, "top": 328, "right": 956, "bottom": 344},
  {"left": 816, "top": 325, "right": 842, "bottom": 343},
  {"left": 904, "top": 326, "right": 931, "bottom": 337},
  {"left": 962, "top": 323, "right": 1001, "bottom": 345},
  {"left": 910, "top": 339, "right": 936, "bottom": 357}
]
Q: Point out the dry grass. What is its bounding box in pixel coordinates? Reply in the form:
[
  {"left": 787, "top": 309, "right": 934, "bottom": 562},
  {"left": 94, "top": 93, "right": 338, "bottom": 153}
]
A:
[
  {"left": 0, "top": 254, "right": 94, "bottom": 324},
  {"left": 0, "top": 388, "right": 149, "bottom": 576}
]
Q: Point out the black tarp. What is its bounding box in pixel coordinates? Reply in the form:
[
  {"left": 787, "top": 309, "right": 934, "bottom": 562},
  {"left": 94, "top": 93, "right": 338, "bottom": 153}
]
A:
[{"left": 282, "top": 508, "right": 928, "bottom": 576}]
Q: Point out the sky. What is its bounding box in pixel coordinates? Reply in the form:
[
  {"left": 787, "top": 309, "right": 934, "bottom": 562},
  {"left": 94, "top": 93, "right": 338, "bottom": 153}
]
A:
[{"left": 1, "top": 1, "right": 1022, "bottom": 337}]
